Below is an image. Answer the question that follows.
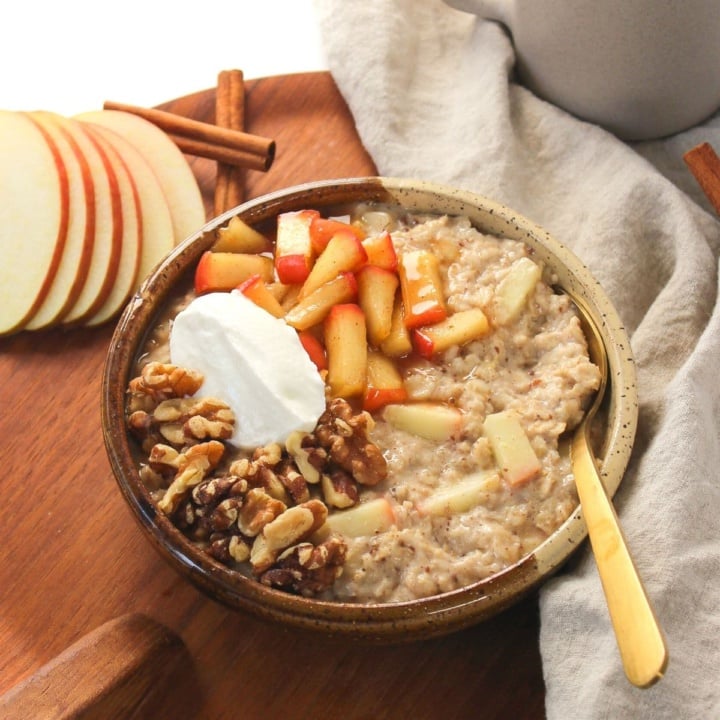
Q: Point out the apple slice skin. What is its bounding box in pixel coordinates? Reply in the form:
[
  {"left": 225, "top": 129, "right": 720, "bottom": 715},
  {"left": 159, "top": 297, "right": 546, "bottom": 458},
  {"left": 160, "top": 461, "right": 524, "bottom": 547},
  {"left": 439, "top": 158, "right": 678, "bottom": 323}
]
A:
[
  {"left": 78, "top": 124, "right": 143, "bottom": 327},
  {"left": 59, "top": 117, "right": 124, "bottom": 325},
  {"left": 84, "top": 123, "right": 174, "bottom": 289},
  {"left": 0, "top": 110, "right": 68, "bottom": 335},
  {"left": 23, "top": 112, "right": 96, "bottom": 330}
]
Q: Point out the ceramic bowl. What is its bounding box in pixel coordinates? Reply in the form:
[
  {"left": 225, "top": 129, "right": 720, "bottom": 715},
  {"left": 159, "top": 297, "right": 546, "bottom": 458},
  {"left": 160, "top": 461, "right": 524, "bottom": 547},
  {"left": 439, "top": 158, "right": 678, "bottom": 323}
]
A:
[{"left": 102, "top": 177, "right": 637, "bottom": 641}]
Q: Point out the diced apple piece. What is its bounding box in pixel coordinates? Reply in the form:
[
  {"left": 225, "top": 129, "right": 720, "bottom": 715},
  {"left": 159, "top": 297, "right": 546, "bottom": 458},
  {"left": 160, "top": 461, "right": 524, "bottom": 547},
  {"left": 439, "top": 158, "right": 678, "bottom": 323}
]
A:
[
  {"left": 236, "top": 274, "right": 285, "bottom": 318},
  {"left": 357, "top": 264, "right": 399, "bottom": 347},
  {"left": 279, "top": 282, "right": 303, "bottom": 311},
  {"left": 491, "top": 257, "right": 542, "bottom": 326},
  {"left": 323, "top": 497, "right": 396, "bottom": 537},
  {"left": 299, "top": 230, "right": 368, "bottom": 299},
  {"left": 397, "top": 250, "right": 447, "bottom": 329},
  {"left": 213, "top": 216, "right": 270, "bottom": 254},
  {"left": 483, "top": 410, "right": 542, "bottom": 486},
  {"left": 324, "top": 303, "right": 368, "bottom": 398},
  {"left": 310, "top": 216, "right": 366, "bottom": 254},
  {"left": 297, "top": 330, "right": 327, "bottom": 371},
  {"left": 417, "top": 471, "right": 501, "bottom": 516},
  {"left": 274, "top": 209, "right": 319, "bottom": 284},
  {"left": 364, "top": 351, "right": 408, "bottom": 412},
  {"left": 194, "top": 251, "right": 274, "bottom": 294},
  {"left": 412, "top": 308, "right": 491, "bottom": 358},
  {"left": 266, "top": 281, "right": 291, "bottom": 302},
  {"left": 383, "top": 402, "right": 463, "bottom": 442},
  {"left": 362, "top": 231, "right": 398, "bottom": 271},
  {"left": 284, "top": 271, "right": 358, "bottom": 331},
  {"left": 380, "top": 294, "right": 414, "bottom": 357},
  {"left": 357, "top": 209, "right": 394, "bottom": 234}
]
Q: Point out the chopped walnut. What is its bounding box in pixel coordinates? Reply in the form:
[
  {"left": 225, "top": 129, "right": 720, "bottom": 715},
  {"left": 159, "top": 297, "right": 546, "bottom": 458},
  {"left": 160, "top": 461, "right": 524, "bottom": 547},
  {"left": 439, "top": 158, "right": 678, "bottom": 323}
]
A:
[
  {"left": 155, "top": 441, "right": 226, "bottom": 515},
  {"left": 209, "top": 533, "right": 252, "bottom": 564},
  {"left": 285, "top": 431, "right": 321, "bottom": 484},
  {"left": 229, "top": 445, "right": 290, "bottom": 503},
  {"left": 321, "top": 470, "right": 359, "bottom": 509},
  {"left": 128, "top": 362, "right": 204, "bottom": 410},
  {"left": 250, "top": 499, "right": 328, "bottom": 573},
  {"left": 258, "top": 537, "right": 347, "bottom": 596},
  {"left": 313, "top": 398, "right": 388, "bottom": 486},
  {"left": 276, "top": 460, "right": 310, "bottom": 504},
  {"left": 130, "top": 396, "right": 234, "bottom": 451},
  {"left": 238, "top": 487, "right": 287, "bottom": 537}
]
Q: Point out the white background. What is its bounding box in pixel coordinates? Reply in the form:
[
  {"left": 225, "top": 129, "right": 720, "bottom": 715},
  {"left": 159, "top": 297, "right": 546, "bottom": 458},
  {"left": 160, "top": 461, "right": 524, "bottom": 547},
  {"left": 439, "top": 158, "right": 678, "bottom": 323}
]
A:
[{"left": 2, "top": 1, "right": 326, "bottom": 116}]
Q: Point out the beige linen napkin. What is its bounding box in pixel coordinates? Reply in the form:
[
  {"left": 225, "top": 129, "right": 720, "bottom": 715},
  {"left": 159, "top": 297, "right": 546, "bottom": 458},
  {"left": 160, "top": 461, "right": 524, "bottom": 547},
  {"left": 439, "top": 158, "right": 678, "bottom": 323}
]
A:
[{"left": 314, "top": 1, "right": 720, "bottom": 717}]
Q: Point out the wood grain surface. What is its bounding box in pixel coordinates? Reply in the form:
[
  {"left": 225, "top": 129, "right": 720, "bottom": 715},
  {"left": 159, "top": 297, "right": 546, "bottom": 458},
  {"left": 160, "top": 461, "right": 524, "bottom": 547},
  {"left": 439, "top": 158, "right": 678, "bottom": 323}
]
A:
[{"left": 0, "top": 72, "right": 546, "bottom": 720}]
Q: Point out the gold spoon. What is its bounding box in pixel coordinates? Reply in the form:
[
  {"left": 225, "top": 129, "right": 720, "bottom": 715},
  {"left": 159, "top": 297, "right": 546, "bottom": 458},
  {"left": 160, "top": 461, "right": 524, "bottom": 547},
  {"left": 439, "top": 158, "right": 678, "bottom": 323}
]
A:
[{"left": 567, "top": 289, "right": 669, "bottom": 688}]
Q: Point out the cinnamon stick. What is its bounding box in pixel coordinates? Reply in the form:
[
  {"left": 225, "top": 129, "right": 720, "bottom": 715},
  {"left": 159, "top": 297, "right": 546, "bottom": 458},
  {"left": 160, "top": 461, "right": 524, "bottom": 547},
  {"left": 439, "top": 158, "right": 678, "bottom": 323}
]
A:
[
  {"left": 683, "top": 142, "right": 720, "bottom": 216},
  {"left": 214, "top": 69, "right": 246, "bottom": 214},
  {"left": 168, "top": 134, "right": 272, "bottom": 171},
  {"left": 103, "top": 99, "right": 275, "bottom": 171}
]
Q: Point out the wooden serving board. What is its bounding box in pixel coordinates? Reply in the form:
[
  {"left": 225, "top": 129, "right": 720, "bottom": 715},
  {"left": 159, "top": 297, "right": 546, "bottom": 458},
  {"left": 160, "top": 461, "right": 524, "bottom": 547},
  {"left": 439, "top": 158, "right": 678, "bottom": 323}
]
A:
[{"left": 0, "top": 72, "right": 546, "bottom": 719}]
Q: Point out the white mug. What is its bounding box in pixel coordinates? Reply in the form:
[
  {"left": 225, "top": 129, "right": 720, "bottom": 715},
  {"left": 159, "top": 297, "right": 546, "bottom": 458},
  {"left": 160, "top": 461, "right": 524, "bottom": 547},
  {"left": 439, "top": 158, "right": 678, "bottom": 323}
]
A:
[{"left": 444, "top": 0, "right": 720, "bottom": 140}]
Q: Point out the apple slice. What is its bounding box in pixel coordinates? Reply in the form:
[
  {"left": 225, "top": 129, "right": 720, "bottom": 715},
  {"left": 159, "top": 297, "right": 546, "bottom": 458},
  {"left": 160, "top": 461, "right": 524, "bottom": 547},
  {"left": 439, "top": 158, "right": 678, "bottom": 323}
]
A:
[
  {"left": 194, "top": 251, "right": 274, "bottom": 294},
  {"left": 310, "top": 215, "right": 365, "bottom": 254},
  {"left": 362, "top": 231, "right": 398, "bottom": 271},
  {"left": 77, "top": 123, "right": 143, "bottom": 327},
  {"left": 324, "top": 303, "right": 368, "bottom": 398},
  {"left": 491, "top": 257, "right": 542, "bottom": 326},
  {"left": 23, "top": 112, "right": 95, "bottom": 330},
  {"left": 417, "top": 471, "right": 501, "bottom": 517},
  {"left": 483, "top": 410, "right": 542, "bottom": 486},
  {"left": 412, "top": 308, "right": 491, "bottom": 358},
  {"left": 284, "top": 271, "right": 358, "bottom": 331},
  {"left": 323, "top": 497, "right": 396, "bottom": 538},
  {"left": 0, "top": 111, "right": 68, "bottom": 335},
  {"left": 213, "top": 216, "right": 270, "bottom": 254},
  {"left": 59, "top": 116, "right": 124, "bottom": 325},
  {"left": 275, "top": 209, "right": 319, "bottom": 284},
  {"left": 380, "top": 293, "right": 414, "bottom": 357},
  {"left": 298, "top": 229, "right": 368, "bottom": 299},
  {"left": 383, "top": 402, "right": 464, "bottom": 442},
  {"left": 83, "top": 122, "right": 174, "bottom": 292},
  {"left": 74, "top": 109, "right": 206, "bottom": 244},
  {"left": 357, "top": 264, "right": 399, "bottom": 347},
  {"left": 236, "top": 274, "right": 285, "bottom": 318},
  {"left": 364, "top": 351, "right": 408, "bottom": 412},
  {"left": 397, "top": 249, "right": 447, "bottom": 329}
]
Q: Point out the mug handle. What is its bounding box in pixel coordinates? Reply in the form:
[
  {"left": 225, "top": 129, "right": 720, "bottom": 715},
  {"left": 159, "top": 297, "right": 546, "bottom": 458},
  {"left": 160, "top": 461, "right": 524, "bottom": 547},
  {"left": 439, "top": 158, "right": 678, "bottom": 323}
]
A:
[{"left": 442, "top": 0, "right": 509, "bottom": 23}]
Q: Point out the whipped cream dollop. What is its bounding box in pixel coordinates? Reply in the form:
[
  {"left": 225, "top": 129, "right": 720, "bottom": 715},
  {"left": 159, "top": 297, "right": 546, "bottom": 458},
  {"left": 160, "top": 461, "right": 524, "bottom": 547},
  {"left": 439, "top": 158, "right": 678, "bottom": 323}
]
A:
[{"left": 169, "top": 291, "right": 326, "bottom": 449}]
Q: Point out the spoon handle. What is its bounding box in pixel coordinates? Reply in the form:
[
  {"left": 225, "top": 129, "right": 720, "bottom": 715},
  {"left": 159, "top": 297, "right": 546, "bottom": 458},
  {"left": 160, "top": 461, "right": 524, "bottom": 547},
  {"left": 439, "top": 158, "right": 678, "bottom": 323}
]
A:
[{"left": 572, "top": 436, "right": 669, "bottom": 688}]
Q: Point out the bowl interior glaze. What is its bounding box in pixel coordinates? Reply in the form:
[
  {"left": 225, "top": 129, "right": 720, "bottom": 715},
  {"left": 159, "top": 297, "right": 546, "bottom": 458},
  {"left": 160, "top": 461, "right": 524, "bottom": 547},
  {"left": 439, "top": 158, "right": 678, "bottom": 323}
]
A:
[{"left": 102, "top": 177, "right": 638, "bottom": 641}]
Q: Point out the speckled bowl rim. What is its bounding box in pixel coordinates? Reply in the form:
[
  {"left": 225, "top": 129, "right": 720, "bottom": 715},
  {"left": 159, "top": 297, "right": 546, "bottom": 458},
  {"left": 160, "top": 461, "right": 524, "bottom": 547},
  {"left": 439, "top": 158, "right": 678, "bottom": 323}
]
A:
[{"left": 102, "top": 177, "right": 638, "bottom": 641}]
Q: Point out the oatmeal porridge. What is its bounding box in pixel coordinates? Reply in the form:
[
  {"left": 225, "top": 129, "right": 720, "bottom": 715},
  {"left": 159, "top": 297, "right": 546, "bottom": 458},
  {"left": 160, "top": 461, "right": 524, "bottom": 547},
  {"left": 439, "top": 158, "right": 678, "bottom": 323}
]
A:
[{"left": 126, "top": 204, "right": 601, "bottom": 604}]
